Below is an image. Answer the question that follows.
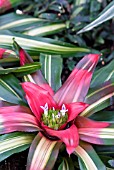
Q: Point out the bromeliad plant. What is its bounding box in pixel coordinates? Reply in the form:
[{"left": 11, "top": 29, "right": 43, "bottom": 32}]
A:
[{"left": 0, "top": 43, "right": 114, "bottom": 170}]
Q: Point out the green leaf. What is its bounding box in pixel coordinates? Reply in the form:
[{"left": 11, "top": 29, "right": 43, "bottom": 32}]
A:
[
  {"left": 77, "top": 1, "right": 114, "bottom": 34},
  {"left": 95, "top": 145, "right": 114, "bottom": 155},
  {"left": 78, "top": 156, "right": 88, "bottom": 170},
  {"left": 91, "top": 59, "right": 114, "bottom": 88},
  {"left": 58, "top": 158, "right": 75, "bottom": 170},
  {"left": 74, "top": 142, "right": 106, "bottom": 170},
  {"left": 0, "top": 12, "right": 43, "bottom": 30},
  {"left": 0, "top": 30, "right": 91, "bottom": 55},
  {"left": 0, "top": 132, "right": 35, "bottom": 162},
  {"left": 0, "top": 62, "right": 41, "bottom": 76},
  {"left": 86, "top": 82, "right": 114, "bottom": 104},
  {"left": 40, "top": 53, "right": 62, "bottom": 92},
  {"left": 26, "top": 133, "right": 61, "bottom": 170},
  {"left": 0, "top": 74, "right": 25, "bottom": 105},
  {"left": 90, "top": 110, "right": 114, "bottom": 123},
  {"left": 81, "top": 91, "right": 114, "bottom": 117},
  {"left": 24, "top": 23, "right": 66, "bottom": 36}
]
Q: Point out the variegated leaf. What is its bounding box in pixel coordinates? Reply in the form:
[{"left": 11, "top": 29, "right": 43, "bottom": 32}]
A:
[
  {"left": 79, "top": 128, "right": 114, "bottom": 145},
  {"left": 74, "top": 142, "right": 106, "bottom": 170},
  {"left": 26, "top": 133, "right": 62, "bottom": 170},
  {"left": 40, "top": 53, "right": 62, "bottom": 92},
  {"left": 77, "top": 1, "right": 114, "bottom": 34},
  {"left": 0, "top": 30, "right": 90, "bottom": 55},
  {"left": 0, "top": 132, "right": 35, "bottom": 162}
]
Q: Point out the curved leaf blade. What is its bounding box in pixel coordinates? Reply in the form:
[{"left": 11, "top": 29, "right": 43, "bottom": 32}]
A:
[
  {"left": 27, "top": 133, "right": 61, "bottom": 170},
  {"left": 0, "top": 132, "right": 35, "bottom": 162},
  {"left": 0, "top": 74, "right": 25, "bottom": 105},
  {"left": 79, "top": 128, "right": 114, "bottom": 145},
  {"left": 0, "top": 31, "right": 91, "bottom": 55},
  {"left": 74, "top": 142, "right": 106, "bottom": 170},
  {"left": 0, "top": 62, "right": 41, "bottom": 76},
  {"left": 77, "top": 1, "right": 114, "bottom": 34}
]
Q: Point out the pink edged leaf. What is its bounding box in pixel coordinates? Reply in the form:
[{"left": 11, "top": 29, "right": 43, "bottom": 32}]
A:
[
  {"left": 0, "top": 105, "right": 32, "bottom": 114},
  {"left": 21, "top": 82, "right": 57, "bottom": 121},
  {"left": 0, "top": 112, "right": 40, "bottom": 134},
  {"left": 75, "top": 116, "right": 109, "bottom": 128},
  {"left": 74, "top": 141, "right": 106, "bottom": 170},
  {"left": 0, "top": 48, "right": 6, "bottom": 58},
  {"left": 13, "top": 40, "right": 54, "bottom": 96},
  {"left": 45, "top": 124, "right": 79, "bottom": 155},
  {"left": 78, "top": 127, "right": 114, "bottom": 145},
  {"left": 26, "top": 133, "right": 61, "bottom": 170},
  {"left": 66, "top": 102, "right": 89, "bottom": 122},
  {"left": 54, "top": 54, "right": 100, "bottom": 105}
]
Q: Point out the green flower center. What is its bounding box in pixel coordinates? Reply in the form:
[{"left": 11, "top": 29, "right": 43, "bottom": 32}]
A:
[{"left": 41, "top": 103, "right": 68, "bottom": 130}]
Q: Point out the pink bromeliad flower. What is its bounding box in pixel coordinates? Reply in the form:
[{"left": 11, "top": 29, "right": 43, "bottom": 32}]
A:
[
  {"left": 0, "top": 45, "right": 111, "bottom": 169},
  {"left": 20, "top": 53, "right": 109, "bottom": 155}
]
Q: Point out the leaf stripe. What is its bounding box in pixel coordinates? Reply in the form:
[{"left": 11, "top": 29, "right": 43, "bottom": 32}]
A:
[
  {"left": 0, "top": 135, "right": 33, "bottom": 153},
  {"left": 0, "top": 79, "right": 21, "bottom": 99},
  {"left": 0, "top": 18, "right": 41, "bottom": 30},
  {"left": 75, "top": 146, "right": 98, "bottom": 170},
  {"left": 80, "top": 92, "right": 114, "bottom": 117}
]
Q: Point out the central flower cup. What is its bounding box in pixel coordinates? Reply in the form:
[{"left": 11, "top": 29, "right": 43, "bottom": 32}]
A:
[{"left": 41, "top": 103, "right": 68, "bottom": 130}]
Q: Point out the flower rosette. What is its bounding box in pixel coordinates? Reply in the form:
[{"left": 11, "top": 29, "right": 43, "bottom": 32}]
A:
[{"left": 0, "top": 44, "right": 113, "bottom": 170}]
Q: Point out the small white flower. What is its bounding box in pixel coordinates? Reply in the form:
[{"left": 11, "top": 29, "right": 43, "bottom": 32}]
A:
[
  {"left": 40, "top": 103, "right": 48, "bottom": 116},
  {"left": 60, "top": 104, "right": 68, "bottom": 116}
]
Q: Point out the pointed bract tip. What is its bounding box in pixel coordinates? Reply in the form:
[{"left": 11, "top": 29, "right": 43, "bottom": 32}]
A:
[
  {"left": 66, "top": 146, "right": 75, "bottom": 156},
  {"left": 88, "top": 53, "right": 101, "bottom": 62}
]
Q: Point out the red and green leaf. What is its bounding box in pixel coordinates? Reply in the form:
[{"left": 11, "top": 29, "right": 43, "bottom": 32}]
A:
[
  {"left": 13, "top": 40, "right": 54, "bottom": 96},
  {"left": 0, "top": 111, "right": 40, "bottom": 134},
  {"left": 79, "top": 127, "right": 114, "bottom": 145},
  {"left": 54, "top": 54, "right": 100, "bottom": 105}
]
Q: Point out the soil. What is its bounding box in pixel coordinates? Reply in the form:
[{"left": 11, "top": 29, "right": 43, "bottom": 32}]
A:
[{"left": 0, "top": 150, "right": 28, "bottom": 170}]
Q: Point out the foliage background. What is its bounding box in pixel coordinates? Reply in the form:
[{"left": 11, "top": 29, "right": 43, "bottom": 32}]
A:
[{"left": 0, "top": 0, "right": 114, "bottom": 169}]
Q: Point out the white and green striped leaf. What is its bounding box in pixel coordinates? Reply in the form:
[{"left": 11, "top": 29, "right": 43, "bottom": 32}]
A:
[
  {"left": 0, "top": 74, "right": 25, "bottom": 105},
  {"left": 24, "top": 23, "right": 66, "bottom": 36},
  {"left": 91, "top": 59, "right": 114, "bottom": 88},
  {"left": 0, "top": 132, "right": 35, "bottom": 162},
  {"left": 74, "top": 142, "right": 106, "bottom": 170},
  {"left": 0, "top": 62, "right": 41, "bottom": 76},
  {"left": 0, "top": 31, "right": 90, "bottom": 55},
  {"left": 77, "top": 1, "right": 114, "bottom": 34},
  {"left": 40, "top": 53, "right": 62, "bottom": 92},
  {"left": 81, "top": 89, "right": 114, "bottom": 117},
  {"left": 0, "top": 12, "right": 43, "bottom": 30}
]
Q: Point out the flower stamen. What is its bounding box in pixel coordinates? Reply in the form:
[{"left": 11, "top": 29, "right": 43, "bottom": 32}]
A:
[{"left": 41, "top": 103, "right": 68, "bottom": 130}]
